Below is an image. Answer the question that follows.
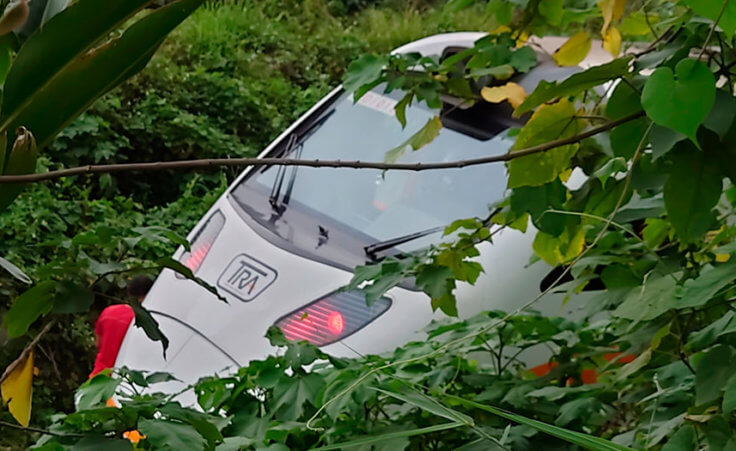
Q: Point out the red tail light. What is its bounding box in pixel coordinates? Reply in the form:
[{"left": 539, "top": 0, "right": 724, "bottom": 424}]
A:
[
  {"left": 275, "top": 290, "right": 391, "bottom": 347},
  {"left": 179, "top": 211, "right": 225, "bottom": 275}
]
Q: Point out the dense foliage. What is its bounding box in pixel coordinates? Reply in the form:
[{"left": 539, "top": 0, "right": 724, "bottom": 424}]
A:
[{"left": 6, "top": 0, "right": 736, "bottom": 449}]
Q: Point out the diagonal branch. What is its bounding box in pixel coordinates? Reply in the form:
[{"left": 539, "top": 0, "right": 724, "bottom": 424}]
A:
[{"left": 0, "top": 111, "right": 645, "bottom": 184}]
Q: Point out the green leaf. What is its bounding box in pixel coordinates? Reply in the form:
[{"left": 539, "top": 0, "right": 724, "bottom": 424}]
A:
[
  {"left": 606, "top": 77, "right": 649, "bottom": 159},
  {"left": 675, "top": 259, "right": 736, "bottom": 309},
  {"left": 696, "top": 344, "right": 736, "bottom": 405},
  {"left": 0, "top": 255, "right": 32, "bottom": 284},
  {"left": 533, "top": 222, "right": 585, "bottom": 266},
  {"left": 516, "top": 57, "right": 632, "bottom": 115},
  {"left": 593, "top": 157, "right": 627, "bottom": 188},
  {"left": 687, "top": 311, "right": 736, "bottom": 351},
  {"left": 662, "top": 425, "right": 696, "bottom": 451},
  {"left": 344, "top": 54, "right": 389, "bottom": 98},
  {"left": 69, "top": 436, "right": 132, "bottom": 451},
  {"left": 703, "top": 89, "right": 736, "bottom": 139},
  {"left": 650, "top": 125, "right": 686, "bottom": 161},
  {"left": 158, "top": 404, "right": 224, "bottom": 446},
  {"left": 613, "top": 274, "right": 679, "bottom": 321},
  {"left": 394, "top": 92, "right": 413, "bottom": 128},
  {"left": 271, "top": 373, "right": 322, "bottom": 421},
  {"left": 510, "top": 46, "right": 538, "bottom": 72},
  {"left": 2, "top": 281, "right": 55, "bottom": 337},
  {"left": 51, "top": 281, "right": 94, "bottom": 314},
  {"left": 663, "top": 149, "right": 722, "bottom": 243},
  {"left": 76, "top": 373, "right": 121, "bottom": 411},
  {"left": 5, "top": 0, "right": 207, "bottom": 154},
  {"left": 131, "top": 303, "right": 169, "bottom": 357},
  {"left": 446, "top": 395, "right": 632, "bottom": 450},
  {"left": 372, "top": 386, "right": 473, "bottom": 425},
  {"left": 510, "top": 179, "right": 567, "bottom": 236},
  {"left": 138, "top": 418, "right": 208, "bottom": 451},
  {"left": 641, "top": 59, "right": 716, "bottom": 143},
  {"left": 723, "top": 375, "right": 736, "bottom": 414},
  {"left": 1, "top": 0, "right": 151, "bottom": 142},
  {"left": 415, "top": 265, "right": 453, "bottom": 300},
  {"left": 538, "top": 0, "right": 564, "bottom": 25},
  {"left": 157, "top": 257, "right": 226, "bottom": 302},
  {"left": 682, "top": 0, "right": 736, "bottom": 36},
  {"left": 508, "top": 99, "right": 584, "bottom": 188},
  {"left": 384, "top": 116, "right": 442, "bottom": 163},
  {"left": 315, "top": 422, "right": 463, "bottom": 451}
]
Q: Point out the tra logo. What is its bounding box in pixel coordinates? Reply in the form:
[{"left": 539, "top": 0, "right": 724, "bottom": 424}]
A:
[{"left": 217, "top": 254, "right": 277, "bottom": 302}]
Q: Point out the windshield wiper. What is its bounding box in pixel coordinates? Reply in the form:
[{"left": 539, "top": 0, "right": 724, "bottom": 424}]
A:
[
  {"left": 267, "top": 110, "right": 336, "bottom": 222},
  {"left": 363, "top": 207, "right": 501, "bottom": 261}
]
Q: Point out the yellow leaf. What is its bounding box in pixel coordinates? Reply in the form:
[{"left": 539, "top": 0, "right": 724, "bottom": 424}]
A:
[
  {"left": 598, "top": 0, "right": 626, "bottom": 34},
  {"left": 481, "top": 82, "right": 528, "bottom": 109},
  {"left": 553, "top": 31, "right": 592, "bottom": 67},
  {"left": 603, "top": 26, "right": 622, "bottom": 56},
  {"left": 490, "top": 25, "right": 511, "bottom": 34},
  {"left": 716, "top": 253, "right": 731, "bottom": 263},
  {"left": 1, "top": 351, "right": 34, "bottom": 427},
  {"left": 516, "top": 31, "right": 530, "bottom": 47}
]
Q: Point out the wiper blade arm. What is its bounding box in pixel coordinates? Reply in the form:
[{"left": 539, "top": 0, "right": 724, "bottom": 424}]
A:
[
  {"left": 364, "top": 225, "right": 445, "bottom": 260},
  {"left": 363, "top": 208, "right": 501, "bottom": 260}
]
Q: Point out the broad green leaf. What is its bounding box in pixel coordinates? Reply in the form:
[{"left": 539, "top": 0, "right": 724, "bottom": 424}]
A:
[
  {"left": 641, "top": 59, "right": 715, "bottom": 143},
  {"left": 642, "top": 218, "right": 670, "bottom": 248},
  {"left": 343, "top": 54, "right": 389, "bottom": 98},
  {"left": 158, "top": 404, "right": 224, "bottom": 446},
  {"left": 0, "top": 255, "right": 32, "bottom": 284},
  {"left": 662, "top": 425, "right": 696, "bottom": 451},
  {"left": 75, "top": 373, "right": 121, "bottom": 411},
  {"left": 5, "top": 0, "right": 207, "bottom": 154},
  {"left": 613, "top": 274, "right": 679, "bottom": 320},
  {"left": 675, "top": 259, "right": 736, "bottom": 309},
  {"left": 553, "top": 31, "right": 591, "bottom": 67},
  {"left": 394, "top": 92, "right": 413, "bottom": 128},
  {"left": 703, "top": 89, "right": 736, "bottom": 139},
  {"left": 131, "top": 303, "right": 170, "bottom": 357},
  {"left": 606, "top": 76, "right": 649, "bottom": 159},
  {"left": 723, "top": 375, "right": 736, "bottom": 414},
  {"left": 2, "top": 280, "right": 55, "bottom": 337},
  {"left": 415, "top": 265, "right": 453, "bottom": 300},
  {"left": 682, "top": 0, "right": 736, "bottom": 36},
  {"left": 446, "top": 395, "right": 632, "bottom": 450},
  {"left": 510, "top": 46, "right": 538, "bottom": 72},
  {"left": 158, "top": 257, "right": 226, "bottom": 302},
  {"left": 593, "top": 157, "right": 627, "bottom": 188},
  {"left": 384, "top": 116, "right": 442, "bottom": 163},
  {"left": 1, "top": 0, "right": 152, "bottom": 142},
  {"left": 533, "top": 222, "right": 585, "bottom": 265},
  {"left": 516, "top": 57, "right": 632, "bottom": 115},
  {"left": 51, "top": 281, "right": 94, "bottom": 314},
  {"left": 556, "top": 397, "right": 609, "bottom": 427},
  {"left": 508, "top": 99, "right": 584, "bottom": 188},
  {"left": 69, "top": 436, "right": 132, "bottom": 451},
  {"left": 271, "top": 373, "right": 322, "bottom": 421},
  {"left": 510, "top": 179, "right": 567, "bottom": 236},
  {"left": 696, "top": 344, "right": 736, "bottom": 405},
  {"left": 539, "top": 0, "right": 564, "bottom": 25},
  {"left": 0, "top": 350, "right": 33, "bottom": 427},
  {"left": 650, "top": 125, "right": 685, "bottom": 161},
  {"left": 663, "top": 149, "right": 721, "bottom": 243},
  {"left": 372, "top": 386, "right": 473, "bottom": 425},
  {"left": 315, "top": 422, "right": 463, "bottom": 451},
  {"left": 138, "top": 418, "right": 208, "bottom": 451},
  {"left": 687, "top": 311, "right": 736, "bottom": 351},
  {"left": 619, "top": 12, "right": 657, "bottom": 35}
]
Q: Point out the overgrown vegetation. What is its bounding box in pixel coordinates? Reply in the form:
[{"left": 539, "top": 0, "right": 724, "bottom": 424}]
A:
[
  {"left": 5, "top": 0, "right": 736, "bottom": 449},
  {"left": 0, "top": 0, "right": 497, "bottom": 447}
]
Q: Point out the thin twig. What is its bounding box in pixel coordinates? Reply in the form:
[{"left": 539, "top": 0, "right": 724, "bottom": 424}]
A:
[
  {"left": 698, "top": 0, "right": 729, "bottom": 60},
  {"left": 0, "top": 112, "right": 645, "bottom": 184},
  {"left": 0, "top": 321, "right": 56, "bottom": 384},
  {"left": 0, "top": 420, "right": 85, "bottom": 438}
]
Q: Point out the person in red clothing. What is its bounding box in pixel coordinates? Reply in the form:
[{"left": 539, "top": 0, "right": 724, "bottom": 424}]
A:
[{"left": 89, "top": 276, "right": 153, "bottom": 378}]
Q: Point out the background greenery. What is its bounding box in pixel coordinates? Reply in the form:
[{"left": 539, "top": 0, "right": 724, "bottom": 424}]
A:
[{"left": 0, "top": 0, "right": 496, "bottom": 447}]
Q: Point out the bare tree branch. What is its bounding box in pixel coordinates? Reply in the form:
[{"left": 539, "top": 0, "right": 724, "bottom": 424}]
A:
[{"left": 0, "top": 111, "right": 644, "bottom": 184}]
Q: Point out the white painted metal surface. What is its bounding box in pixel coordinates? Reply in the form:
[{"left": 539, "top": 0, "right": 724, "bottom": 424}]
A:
[{"left": 116, "top": 33, "right": 609, "bottom": 393}]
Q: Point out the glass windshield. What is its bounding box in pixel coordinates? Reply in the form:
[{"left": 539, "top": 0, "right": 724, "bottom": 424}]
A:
[{"left": 230, "top": 89, "right": 514, "bottom": 266}]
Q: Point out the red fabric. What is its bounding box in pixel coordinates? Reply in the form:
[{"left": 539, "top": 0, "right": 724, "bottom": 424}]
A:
[{"left": 90, "top": 304, "right": 134, "bottom": 378}]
